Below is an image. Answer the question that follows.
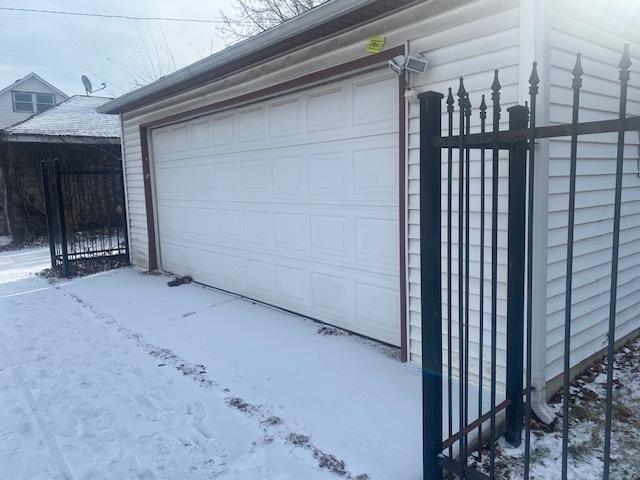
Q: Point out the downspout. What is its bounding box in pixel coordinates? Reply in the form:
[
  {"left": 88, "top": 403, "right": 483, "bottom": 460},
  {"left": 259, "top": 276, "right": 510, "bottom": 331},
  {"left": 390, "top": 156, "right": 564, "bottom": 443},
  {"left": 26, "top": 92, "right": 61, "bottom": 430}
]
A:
[
  {"left": 403, "top": 39, "right": 411, "bottom": 362},
  {"left": 118, "top": 115, "right": 132, "bottom": 265},
  {"left": 519, "top": 0, "right": 555, "bottom": 425}
]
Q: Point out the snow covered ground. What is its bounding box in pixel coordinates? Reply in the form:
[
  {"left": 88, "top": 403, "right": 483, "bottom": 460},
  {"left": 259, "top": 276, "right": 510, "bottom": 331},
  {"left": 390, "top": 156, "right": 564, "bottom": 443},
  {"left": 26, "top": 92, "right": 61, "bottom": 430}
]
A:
[
  {"left": 0, "top": 246, "right": 51, "bottom": 286},
  {"left": 8, "top": 249, "right": 633, "bottom": 479},
  {"left": 471, "top": 338, "right": 640, "bottom": 479},
  {"left": 0, "top": 235, "right": 12, "bottom": 248},
  {"left": 0, "top": 263, "right": 427, "bottom": 479}
]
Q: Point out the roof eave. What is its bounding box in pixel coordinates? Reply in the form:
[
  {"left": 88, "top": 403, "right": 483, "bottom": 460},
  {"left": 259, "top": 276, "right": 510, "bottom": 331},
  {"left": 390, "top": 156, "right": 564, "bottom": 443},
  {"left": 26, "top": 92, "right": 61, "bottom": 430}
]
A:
[
  {"left": 98, "top": 0, "right": 418, "bottom": 115},
  {"left": 0, "top": 72, "right": 69, "bottom": 99},
  {"left": 1, "top": 134, "right": 121, "bottom": 145}
]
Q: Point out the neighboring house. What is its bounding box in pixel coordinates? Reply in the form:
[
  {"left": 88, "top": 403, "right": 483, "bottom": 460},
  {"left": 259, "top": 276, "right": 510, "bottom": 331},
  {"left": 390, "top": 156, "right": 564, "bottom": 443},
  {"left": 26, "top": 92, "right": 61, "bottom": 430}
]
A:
[
  {"left": 0, "top": 73, "right": 68, "bottom": 129},
  {"left": 0, "top": 96, "right": 121, "bottom": 241},
  {"left": 99, "top": 0, "right": 640, "bottom": 415}
]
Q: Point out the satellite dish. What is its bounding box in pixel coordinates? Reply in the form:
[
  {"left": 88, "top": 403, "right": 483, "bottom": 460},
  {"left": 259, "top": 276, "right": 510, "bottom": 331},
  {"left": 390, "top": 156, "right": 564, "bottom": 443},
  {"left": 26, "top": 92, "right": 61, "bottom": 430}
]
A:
[
  {"left": 81, "top": 75, "right": 92, "bottom": 95},
  {"left": 81, "top": 75, "right": 107, "bottom": 96}
]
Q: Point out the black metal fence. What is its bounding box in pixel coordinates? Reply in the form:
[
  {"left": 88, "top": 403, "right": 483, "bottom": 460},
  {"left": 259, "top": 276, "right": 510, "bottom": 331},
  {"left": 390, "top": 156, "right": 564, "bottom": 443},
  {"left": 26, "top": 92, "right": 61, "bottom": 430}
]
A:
[
  {"left": 41, "top": 157, "right": 129, "bottom": 276},
  {"left": 420, "top": 44, "right": 637, "bottom": 479}
]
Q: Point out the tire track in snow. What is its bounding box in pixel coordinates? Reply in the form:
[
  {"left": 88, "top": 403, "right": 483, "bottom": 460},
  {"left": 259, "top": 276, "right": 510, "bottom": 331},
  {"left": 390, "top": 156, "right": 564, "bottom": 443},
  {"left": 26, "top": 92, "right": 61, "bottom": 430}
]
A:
[{"left": 63, "top": 288, "right": 370, "bottom": 480}]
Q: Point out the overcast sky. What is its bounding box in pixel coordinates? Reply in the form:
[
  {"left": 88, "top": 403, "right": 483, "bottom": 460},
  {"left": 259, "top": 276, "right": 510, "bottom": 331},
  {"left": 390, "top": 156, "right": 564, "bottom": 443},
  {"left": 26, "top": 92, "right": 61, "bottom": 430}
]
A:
[{"left": 0, "top": 0, "right": 237, "bottom": 98}]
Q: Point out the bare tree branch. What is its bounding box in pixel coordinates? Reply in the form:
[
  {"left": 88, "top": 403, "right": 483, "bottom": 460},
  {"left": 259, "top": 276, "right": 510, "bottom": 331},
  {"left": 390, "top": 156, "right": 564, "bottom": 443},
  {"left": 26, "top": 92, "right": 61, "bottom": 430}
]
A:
[
  {"left": 136, "top": 26, "right": 157, "bottom": 80},
  {"left": 159, "top": 25, "right": 178, "bottom": 72},
  {"left": 108, "top": 25, "right": 215, "bottom": 90},
  {"left": 220, "top": 0, "right": 327, "bottom": 45}
]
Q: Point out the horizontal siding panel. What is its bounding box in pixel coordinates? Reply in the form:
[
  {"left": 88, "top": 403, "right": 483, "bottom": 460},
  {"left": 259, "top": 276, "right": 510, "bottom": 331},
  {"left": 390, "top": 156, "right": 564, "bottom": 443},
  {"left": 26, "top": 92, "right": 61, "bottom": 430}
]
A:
[
  {"left": 406, "top": 2, "right": 518, "bottom": 384},
  {"left": 551, "top": 1, "right": 640, "bottom": 62},
  {"left": 547, "top": 228, "right": 640, "bottom": 281},
  {"left": 121, "top": 120, "right": 149, "bottom": 270},
  {"left": 545, "top": 0, "right": 640, "bottom": 382}
]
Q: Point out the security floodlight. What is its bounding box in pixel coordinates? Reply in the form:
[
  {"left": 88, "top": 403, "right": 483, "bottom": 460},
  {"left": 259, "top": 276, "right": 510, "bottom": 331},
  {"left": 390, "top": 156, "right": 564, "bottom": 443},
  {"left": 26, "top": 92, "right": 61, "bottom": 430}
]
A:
[
  {"left": 387, "top": 54, "right": 429, "bottom": 76},
  {"left": 405, "top": 55, "right": 429, "bottom": 74},
  {"left": 388, "top": 55, "right": 406, "bottom": 76}
]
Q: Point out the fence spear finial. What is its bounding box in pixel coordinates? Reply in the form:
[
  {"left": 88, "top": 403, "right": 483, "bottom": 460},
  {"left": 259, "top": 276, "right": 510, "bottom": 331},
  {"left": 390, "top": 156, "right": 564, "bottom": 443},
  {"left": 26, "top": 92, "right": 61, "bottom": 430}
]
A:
[
  {"left": 619, "top": 43, "right": 632, "bottom": 81},
  {"left": 572, "top": 54, "right": 584, "bottom": 78},
  {"left": 480, "top": 94, "right": 487, "bottom": 120},
  {"left": 572, "top": 53, "right": 584, "bottom": 89},
  {"left": 491, "top": 69, "right": 501, "bottom": 94},
  {"left": 529, "top": 62, "right": 540, "bottom": 92},
  {"left": 491, "top": 70, "right": 501, "bottom": 119},
  {"left": 447, "top": 87, "right": 455, "bottom": 112},
  {"left": 457, "top": 76, "right": 468, "bottom": 102}
]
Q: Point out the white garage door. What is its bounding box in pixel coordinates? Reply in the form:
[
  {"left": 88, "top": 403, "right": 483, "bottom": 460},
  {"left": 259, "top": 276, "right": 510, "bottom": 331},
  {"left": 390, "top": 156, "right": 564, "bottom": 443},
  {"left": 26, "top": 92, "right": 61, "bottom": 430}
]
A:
[{"left": 151, "top": 71, "right": 400, "bottom": 345}]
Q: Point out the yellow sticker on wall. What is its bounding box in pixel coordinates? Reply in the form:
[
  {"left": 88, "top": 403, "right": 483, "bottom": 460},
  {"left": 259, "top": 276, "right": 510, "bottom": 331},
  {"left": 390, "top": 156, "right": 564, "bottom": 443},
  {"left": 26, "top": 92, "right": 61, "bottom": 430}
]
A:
[{"left": 367, "top": 36, "right": 386, "bottom": 54}]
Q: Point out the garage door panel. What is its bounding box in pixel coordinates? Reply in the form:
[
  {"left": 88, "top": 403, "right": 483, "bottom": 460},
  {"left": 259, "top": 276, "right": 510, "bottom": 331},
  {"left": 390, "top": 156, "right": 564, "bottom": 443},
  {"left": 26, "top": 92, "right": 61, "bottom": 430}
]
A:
[
  {"left": 245, "top": 258, "right": 274, "bottom": 300},
  {"left": 157, "top": 203, "right": 397, "bottom": 276},
  {"left": 218, "top": 253, "right": 243, "bottom": 290},
  {"left": 216, "top": 161, "right": 242, "bottom": 194},
  {"left": 356, "top": 282, "right": 400, "bottom": 339},
  {"left": 307, "top": 86, "right": 347, "bottom": 132},
  {"left": 153, "top": 71, "right": 401, "bottom": 346},
  {"left": 310, "top": 214, "right": 348, "bottom": 257},
  {"left": 162, "top": 207, "right": 217, "bottom": 240},
  {"left": 212, "top": 113, "right": 235, "bottom": 146},
  {"left": 275, "top": 264, "right": 308, "bottom": 307},
  {"left": 311, "top": 272, "right": 353, "bottom": 320},
  {"left": 189, "top": 119, "right": 210, "bottom": 150},
  {"left": 154, "top": 134, "right": 398, "bottom": 204},
  {"left": 218, "top": 209, "right": 241, "bottom": 241},
  {"left": 355, "top": 217, "right": 399, "bottom": 266},
  {"left": 353, "top": 146, "right": 398, "bottom": 194},
  {"left": 272, "top": 156, "right": 304, "bottom": 192},
  {"left": 242, "top": 159, "right": 270, "bottom": 192},
  {"left": 274, "top": 213, "right": 306, "bottom": 250},
  {"left": 154, "top": 125, "right": 400, "bottom": 163},
  {"left": 238, "top": 106, "right": 265, "bottom": 142},
  {"left": 152, "top": 79, "right": 397, "bottom": 162},
  {"left": 269, "top": 97, "right": 301, "bottom": 137},
  {"left": 243, "top": 210, "right": 272, "bottom": 247},
  {"left": 353, "top": 75, "right": 398, "bottom": 126},
  {"left": 158, "top": 242, "right": 401, "bottom": 345}
]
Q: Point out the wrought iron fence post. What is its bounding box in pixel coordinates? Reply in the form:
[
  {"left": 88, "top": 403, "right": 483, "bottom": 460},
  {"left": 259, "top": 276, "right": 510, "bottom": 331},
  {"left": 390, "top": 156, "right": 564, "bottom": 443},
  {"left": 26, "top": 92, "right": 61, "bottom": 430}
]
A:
[
  {"left": 41, "top": 161, "right": 57, "bottom": 269},
  {"left": 505, "top": 104, "right": 529, "bottom": 447},
  {"left": 53, "top": 159, "right": 70, "bottom": 277},
  {"left": 419, "top": 90, "right": 444, "bottom": 480}
]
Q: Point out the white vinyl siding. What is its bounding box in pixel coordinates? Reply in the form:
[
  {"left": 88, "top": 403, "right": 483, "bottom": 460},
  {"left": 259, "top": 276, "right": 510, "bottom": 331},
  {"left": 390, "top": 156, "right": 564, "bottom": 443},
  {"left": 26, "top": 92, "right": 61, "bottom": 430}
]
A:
[
  {"left": 405, "top": 1, "right": 520, "bottom": 388},
  {"left": 0, "top": 76, "right": 65, "bottom": 128},
  {"left": 121, "top": 122, "right": 147, "bottom": 266},
  {"left": 544, "top": 0, "right": 640, "bottom": 381}
]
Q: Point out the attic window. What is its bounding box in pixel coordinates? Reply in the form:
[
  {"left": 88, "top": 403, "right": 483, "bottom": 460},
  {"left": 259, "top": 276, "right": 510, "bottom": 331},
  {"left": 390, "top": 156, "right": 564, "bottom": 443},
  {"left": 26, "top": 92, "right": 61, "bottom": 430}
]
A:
[
  {"left": 36, "top": 93, "right": 55, "bottom": 112},
  {"left": 12, "top": 91, "right": 55, "bottom": 113}
]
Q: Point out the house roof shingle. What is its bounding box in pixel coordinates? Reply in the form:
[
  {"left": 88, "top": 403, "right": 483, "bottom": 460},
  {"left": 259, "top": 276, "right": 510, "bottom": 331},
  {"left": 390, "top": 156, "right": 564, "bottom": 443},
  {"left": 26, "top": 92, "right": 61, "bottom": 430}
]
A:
[{"left": 4, "top": 95, "right": 120, "bottom": 140}]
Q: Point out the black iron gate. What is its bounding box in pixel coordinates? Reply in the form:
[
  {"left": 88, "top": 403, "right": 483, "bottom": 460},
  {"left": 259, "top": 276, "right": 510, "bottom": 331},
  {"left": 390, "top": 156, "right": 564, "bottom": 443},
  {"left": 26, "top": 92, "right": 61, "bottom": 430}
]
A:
[
  {"left": 421, "top": 44, "right": 637, "bottom": 479},
  {"left": 41, "top": 157, "right": 129, "bottom": 276}
]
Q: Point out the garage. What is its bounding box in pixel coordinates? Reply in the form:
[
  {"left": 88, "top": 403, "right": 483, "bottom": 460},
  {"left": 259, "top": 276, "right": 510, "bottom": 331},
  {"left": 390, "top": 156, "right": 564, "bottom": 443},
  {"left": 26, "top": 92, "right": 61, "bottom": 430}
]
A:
[{"left": 150, "top": 70, "right": 401, "bottom": 346}]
